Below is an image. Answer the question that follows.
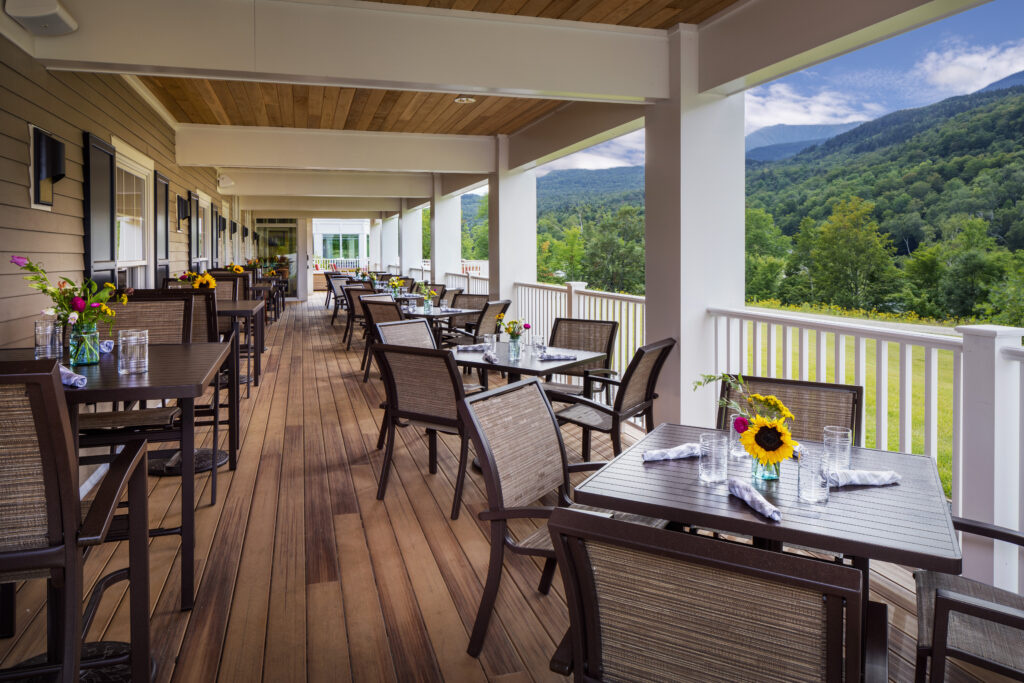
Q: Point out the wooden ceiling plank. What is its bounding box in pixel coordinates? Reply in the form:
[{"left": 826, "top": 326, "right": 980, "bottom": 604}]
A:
[
  {"left": 279, "top": 83, "right": 295, "bottom": 128},
  {"left": 332, "top": 88, "right": 356, "bottom": 129},
  {"left": 369, "top": 90, "right": 402, "bottom": 131},
  {"left": 307, "top": 85, "right": 325, "bottom": 129},
  {"left": 404, "top": 93, "right": 447, "bottom": 133},
  {"left": 439, "top": 95, "right": 501, "bottom": 134},
  {"left": 450, "top": 0, "right": 478, "bottom": 9},
  {"left": 244, "top": 81, "right": 271, "bottom": 126},
  {"left": 343, "top": 89, "right": 370, "bottom": 129},
  {"left": 379, "top": 91, "right": 414, "bottom": 131},
  {"left": 260, "top": 82, "right": 282, "bottom": 127},
  {"left": 226, "top": 80, "right": 256, "bottom": 127},
  {"left": 470, "top": 0, "right": 504, "bottom": 12},
  {"left": 464, "top": 96, "right": 534, "bottom": 135},
  {"left": 355, "top": 89, "right": 387, "bottom": 130},
  {"left": 396, "top": 91, "right": 429, "bottom": 126},
  {"left": 558, "top": 0, "right": 604, "bottom": 21},
  {"left": 209, "top": 79, "right": 244, "bottom": 126},
  {"left": 538, "top": 0, "right": 579, "bottom": 19},
  {"left": 515, "top": 0, "right": 554, "bottom": 16},
  {"left": 166, "top": 78, "right": 214, "bottom": 125},
  {"left": 372, "top": 0, "right": 740, "bottom": 25},
  {"left": 621, "top": 0, "right": 676, "bottom": 28},
  {"left": 139, "top": 77, "right": 190, "bottom": 124},
  {"left": 416, "top": 93, "right": 462, "bottom": 134},
  {"left": 579, "top": 0, "right": 643, "bottom": 23},
  {"left": 493, "top": 0, "right": 530, "bottom": 13},
  {"left": 319, "top": 87, "right": 341, "bottom": 129},
  {"left": 193, "top": 79, "right": 232, "bottom": 126},
  {"left": 293, "top": 84, "right": 309, "bottom": 129},
  {"left": 594, "top": 0, "right": 657, "bottom": 25}
]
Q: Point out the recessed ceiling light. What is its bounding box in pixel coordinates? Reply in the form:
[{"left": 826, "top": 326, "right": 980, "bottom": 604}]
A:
[{"left": 454, "top": 95, "right": 476, "bottom": 104}]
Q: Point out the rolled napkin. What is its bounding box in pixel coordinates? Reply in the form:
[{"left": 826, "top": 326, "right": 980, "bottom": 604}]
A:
[
  {"left": 100, "top": 340, "right": 115, "bottom": 353},
  {"left": 59, "top": 364, "right": 87, "bottom": 388},
  {"left": 457, "top": 344, "right": 488, "bottom": 352},
  {"left": 728, "top": 478, "right": 782, "bottom": 522},
  {"left": 539, "top": 352, "right": 577, "bottom": 361},
  {"left": 482, "top": 350, "right": 499, "bottom": 364},
  {"left": 826, "top": 469, "right": 901, "bottom": 487},
  {"left": 642, "top": 442, "right": 701, "bottom": 462}
]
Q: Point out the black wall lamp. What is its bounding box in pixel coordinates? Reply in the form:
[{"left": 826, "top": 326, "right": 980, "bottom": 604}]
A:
[{"left": 32, "top": 127, "right": 65, "bottom": 207}]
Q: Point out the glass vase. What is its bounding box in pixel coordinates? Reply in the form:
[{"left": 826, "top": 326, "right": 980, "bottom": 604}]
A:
[
  {"left": 69, "top": 322, "right": 100, "bottom": 367},
  {"left": 508, "top": 336, "right": 521, "bottom": 362},
  {"left": 423, "top": 299, "right": 433, "bottom": 313},
  {"left": 752, "top": 459, "right": 781, "bottom": 481}
]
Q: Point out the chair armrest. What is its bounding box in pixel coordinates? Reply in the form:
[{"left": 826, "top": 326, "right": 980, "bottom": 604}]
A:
[
  {"left": 567, "top": 462, "right": 606, "bottom": 473},
  {"left": 934, "top": 588, "right": 1024, "bottom": 635},
  {"left": 79, "top": 439, "right": 147, "bottom": 546},
  {"left": 478, "top": 506, "right": 554, "bottom": 521},
  {"left": 952, "top": 516, "right": 1024, "bottom": 547},
  {"left": 583, "top": 368, "right": 618, "bottom": 379},
  {"left": 544, "top": 390, "right": 617, "bottom": 417}
]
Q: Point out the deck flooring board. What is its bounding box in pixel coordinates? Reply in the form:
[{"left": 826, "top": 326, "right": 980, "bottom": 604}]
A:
[{"left": 0, "top": 295, "right": 995, "bottom": 682}]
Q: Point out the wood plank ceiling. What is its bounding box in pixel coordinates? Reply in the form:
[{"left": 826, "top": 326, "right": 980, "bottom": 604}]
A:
[
  {"left": 140, "top": 77, "right": 565, "bottom": 134},
  {"left": 362, "top": 0, "right": 742, "bottom": 29}
]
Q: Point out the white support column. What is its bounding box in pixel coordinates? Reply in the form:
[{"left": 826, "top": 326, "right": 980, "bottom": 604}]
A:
[
  {"left": 297, "top": 217, "right": 311, "bottom": 301},
  {"left": 488, "top": 134, "right": 537, "bottom": 314},
  {"left": 398, "top": 199, "right": 423, "bottom": 276},
  {"left": 368, "top": 218, "right": 382, "bottom": 270},
  {"left": 381, "top": 215, "right": 399, "bottom": 269},
  {"left": 956, "top": 325, "right": 1023, "bottom": 591},
  {"left": 645, "top": 25, "right": 745, "bottom": 426},
  {"left": 430, "top": 174, "right": 462, "bottom": 285}
]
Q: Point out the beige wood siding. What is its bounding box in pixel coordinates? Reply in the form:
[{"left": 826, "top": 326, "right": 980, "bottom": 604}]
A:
[{"left": 0, "top": 34, "right": 224, "bottom": 347}]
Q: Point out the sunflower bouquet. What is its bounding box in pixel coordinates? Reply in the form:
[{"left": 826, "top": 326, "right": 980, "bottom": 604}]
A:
[
  {"left": 179, "top": 271, "right": 217, "bottom": 289},
  {"left": 694, "top": 373, "right": 799, "bottom": 480},
  {"left": 495, "top": 313, "right": 530, "bottom": 339}
]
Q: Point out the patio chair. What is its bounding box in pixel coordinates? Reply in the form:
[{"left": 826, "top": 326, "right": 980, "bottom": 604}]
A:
[
  {"left": 459, "top": 378, "right": 667, "bottom": 657},
  {"left": 0, "top": 360, "right": 151, "bottom": 683},
  {"left": 547, "top": 337, "right": 676, "bottom": 462},
  {"left": 442, "top": 299, "right": 510, "bottom": 347},
  {"left": 209, "top": 270, "right": 251, "bottom": 300},
  {"left": 547, "top": 505, "right": 863, "bottom": 682},
  {"left": 371, "top": 345, "right": 471, "bottom": 520},
  {"left": 439, "top": 287, "right": 462, "bottom": 308},
  {"left": 715, "top": 375, "right": 863, "bottom": 444},
  {"left": 542, "top": 318, "right": 619, "bottom": 400},
  {"left": 361, "top": 297, "right": 405, "bottom": 382},
  {"left": 332, "top": 280, "right": 366, "bottom": 326},
  {"left": 339, "top": 284, "right": 372, "bottom": 343},
  {"left": 444, "top": 293, "right": 488, "bottom": 335},
  {"left": 324, "top": 271, "right": 348, "bottom": 309},
  {"left": 421, "top": 283, "right": 446, "bottom": 305},
  {"left": 914, "top": 516, "right": 1024, "bottom": 681},
  {"left": 376, "top": 319, "right": 436, "bottom": 348}
]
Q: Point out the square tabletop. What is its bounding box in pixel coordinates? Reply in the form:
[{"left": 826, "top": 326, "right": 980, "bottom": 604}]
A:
[
  {"left": 0, "top": 344, "right": 230, "bottom": 403},
  {"left": 574, "top": 423, "right": 961, "bottom": 573},
  {"left": 452, "top": 342, "right": 606, "bottom": 378},
  {"left": 404, "top": 306, "right": 480, "bottom": 319},
  {"left": 217, "top": 299, "right": 266, "bottom": 316}
]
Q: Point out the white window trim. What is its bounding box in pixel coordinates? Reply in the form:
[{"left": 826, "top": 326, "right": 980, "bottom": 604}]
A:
[{"left": 111, "top": 137, "right": 155, "bottom": 287}]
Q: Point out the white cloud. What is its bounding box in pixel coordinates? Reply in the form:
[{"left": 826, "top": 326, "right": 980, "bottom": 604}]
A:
[
  {"left": 913, "top": 37, "right": 1024, "bottom": 95},
  {"left": 535, "top": 129, "right": 645, "bottom": 176},
  {"left": 744, "top": 83, "right": 883, "bottom": 133}
]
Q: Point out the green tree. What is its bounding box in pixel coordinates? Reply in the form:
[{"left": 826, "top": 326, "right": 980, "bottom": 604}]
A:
[
  {"left": 745, "top": 208, "right": 790, "bottom": 258},
  {"left": 778, "top": 217, "right": 819, "bottom": 304},
  {"left": 985, "top": 252, "right": 1024, "bottom": 325},
  {"left": 581, "top": 206, "right": 645, "bottom": 294},
  {"left": 810, "top": 197, "right": 902, "bottom": 309},
  {"left": 421, "top": 208, "right": 431, "bottom": 260},
  {"left": 935, "top": 214, "right": 1011, "bottom": 318}
]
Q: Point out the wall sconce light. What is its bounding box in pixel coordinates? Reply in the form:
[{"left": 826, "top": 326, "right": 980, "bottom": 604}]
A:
[
  {"left": 31, "top": 126, "right": 65, "bottom": 208},
  {"left": 176, "top": 195, "right": 189, "bottom": 232}
]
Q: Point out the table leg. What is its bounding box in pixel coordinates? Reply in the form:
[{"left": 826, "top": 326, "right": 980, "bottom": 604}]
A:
[
  {"left": 228, "top": 323, "right": 240, "bottom": 470},
  {"left": 128, "top": 457, "right": 150, "bottom": 683},
  {"left": 180, "top": 398, "right": 195, "bottom": 611},
  {"left": 0, "top": 583, "right": 14, "bottom": 638},
  {"left": 508, "top": 372, "right": 522, "bottom": 383},
  {"left": 257, "top": 309, "right": 265, "bottom": 379},
  {"left": 852, "top": 556, "right": 870, "bottom": 679}
]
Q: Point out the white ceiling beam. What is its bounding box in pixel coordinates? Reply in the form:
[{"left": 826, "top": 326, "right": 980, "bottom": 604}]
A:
[
  {"left": 218, "top": 169, "right": 432, "bottom": 199},
  {"left": 251, "top": 210, "right": 381, "bottom": 220},
  {"left": 507, "top": 101, "right": 644, "bottom": 171},
  {"left": 178, "top": 124, "right": 495, "bottom": 174},
  {"left": 34, "top": 0, "right": 668, "bottom": 102},
  {"left": 440, "top": 173, "right": 488, "bottom": 198},
  {"left": 698, "top": 0, "right": 989, "bottom": 94},
  {"left": 240, "top": 196, "right": 401, "bottom": 212}
]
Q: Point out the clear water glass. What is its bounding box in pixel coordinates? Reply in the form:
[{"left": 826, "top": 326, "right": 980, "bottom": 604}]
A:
[
  {"left": 118, "top": 329, "right": 149, "bottom": 375},
  {"left": 727, "top": 412, "right": 747, "bottom": 458},
  {"left": 823, "top": 425, "right": 853, "bottom": 471},
  {"left": 34, "top": 319, "right": 60, "bottom": 358},
  {"left": 484, "top": 334, "right": 497, "bottom": 352},
  {"left": 798, "top": 445, "right": 830, "bottom": 504},
  {"left": 699, "top": 435, "right": 728, "bottom": 484}
]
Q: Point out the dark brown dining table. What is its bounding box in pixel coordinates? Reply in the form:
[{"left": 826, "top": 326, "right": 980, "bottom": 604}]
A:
[
  {"left": 404, "top": 305, "right": 482, "bottom": 345},
  {"left": 218, "top": 298, "right": 265, "bottom": 387},
  {"left": 451, "top": 341, "right": 605, "bottom": 384},
  {"left": 0, "top": 343, "right": 232, "bottom": 612},
  {"left": 573, "top": 423, "right": 962, "bottom": 679}
]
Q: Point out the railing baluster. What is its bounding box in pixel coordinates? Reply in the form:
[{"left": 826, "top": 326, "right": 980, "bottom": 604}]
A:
[
  {"left": 739, "top": 320, "right": 748, "bottom": 375},
  {"left": 876, "top": 339, "right": 889, "bottom": 451},
  {"left": 767, "top": 323, "right": 777, "bottom": 378},
  {"left": 782, "top": 325, "right": 792, "bottom": 379},
  {"left": 752, "top": 321, "right": 762, "bottom": 376},
  {"left": 952, "top": 348, "right": 963, "bottom": 515},
  {"left": 924, "top": 346, "right": 938, "bottom": 461},
  {"left": 798, "top": 327, "right": 809, "bottom": 381},
  {"left": 834, "top": 333, "right": 846, "bottom": 385},
  {"left": 899, "top": 342, "right": 912, "bottom": 453},
  {"left": 854, "top": 336, "right": 866, "bottom": 446},
  {"left": 816, "top": 329, "right": 827, "bottom": 382}
]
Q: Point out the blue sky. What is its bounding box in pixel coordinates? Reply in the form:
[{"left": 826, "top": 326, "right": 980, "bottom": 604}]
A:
[{"left": 537, "top": 0, "right": 1024, "bottom": 175}]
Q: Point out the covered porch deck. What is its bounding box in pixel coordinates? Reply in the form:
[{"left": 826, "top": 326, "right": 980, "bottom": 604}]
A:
[{"left": 0, "top": 296, "right": 993, "bottom": 682}]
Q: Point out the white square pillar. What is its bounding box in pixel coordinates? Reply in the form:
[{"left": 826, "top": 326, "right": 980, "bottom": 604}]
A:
[
  {"left": 430, "top": 173, "right": 462, "bottom": 285},
  {"left": 399, "top": 199, "right": 423, "bottom": 276},
  {"left": 381, "top": 214, "right": 399, "bottom": 269},
  {"left": 645, "top": 25, "right": 745, "bottom": 426},
  {"left": 488, "top": 134, "right": 537, "bottom": 312},
  {"left": 369, "top": 218, "right": 382, "bottom": 270}
]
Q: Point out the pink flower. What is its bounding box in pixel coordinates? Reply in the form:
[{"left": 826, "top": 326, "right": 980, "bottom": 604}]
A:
[
  {"left": 71, "top": 296, "right": 86, "bottom": 312},
  {"left": 90, "top": 302, "right": 102, "bottom": 308},
  {"left": 733, "top": 415, "right": 749, "bottom": 434},
  {"left": 179, "top": 274, "right": 189, "bottom": 281},
  {"left": 523, "top": 323, "right": 531, "bottom": 329},
  {"left": 67, "top": 311, "right": 79, "bottom": 324},
  {"left": 9, "top": 255, "right": 28, "bottom": 267}
]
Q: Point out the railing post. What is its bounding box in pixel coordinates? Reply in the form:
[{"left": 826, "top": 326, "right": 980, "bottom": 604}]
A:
[
  {"left": 565, "top": 281, "right": 586, "bottom": 319},
  {"left": 956, "top": 325, "right": 1024, "bottom": 591}
]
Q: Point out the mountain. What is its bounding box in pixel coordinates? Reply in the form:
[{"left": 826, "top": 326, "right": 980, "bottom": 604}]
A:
[
  {"left": 746, "top": 138, "right": 832, "bottom": 162},
  {"left": 978, "top": 68, "right": 1024, "bottom": 93},
  {"left": 744, "top": 122, "right": 863, "bottom": 152}
]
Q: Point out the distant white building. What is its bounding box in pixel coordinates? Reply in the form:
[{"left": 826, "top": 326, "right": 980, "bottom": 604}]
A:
[{"left": 312, "top": 218, "right": 370, "bottom": 268}]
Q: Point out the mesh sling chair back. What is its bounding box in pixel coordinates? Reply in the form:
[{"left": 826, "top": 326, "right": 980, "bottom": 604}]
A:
[
  {"left": 421, "top": 283, "right": 446, "bottom": 305},
  {"left": 715, "top": 375, "right": 863, "bottom": 444},
  {"left": 0, "top": 360, "right": 150, "bottom": 683},
  {"left": 446, "top": 293, "right": 489, "bottom": 334},
  {"left": 547, "top": 506, "right": 863, "bottom": 682},
  {"left": 377, "top": 319, "right": 436, "bottom": 349},
  {"left": 209, "top": 270, "right": 251, "bottom": 300},
  {"left": 440, "top": 287, "right": 463, "bottom": 308},
  {"left": 444, "top": 300, "right": 511, "bottom": 347},
  {"left": 544, "top": 318, "right": 619, "bottom": 398},
  {"left": 372, "top": 345, "right": 471, "bottom": 520},
  {"left": 914, "top": 516, "right": 1024, "bottom": 681},
  {"left": 548, "top": 337, "right": 677, "bottom": 462},
  {"left": 324, "top": 271, "right": 350, "bottom": 310},
  {"left": 339, "top": 284, "right": 373, "bottom": 347},
  {"left": 328, "top": 275, "right": 354, "bottom": 323},
  {"left": 459, "top": 378, "right": 666, "bottom": 657},
  {"left": 361, "top": 297, "right": 405, "bottom": 382}
]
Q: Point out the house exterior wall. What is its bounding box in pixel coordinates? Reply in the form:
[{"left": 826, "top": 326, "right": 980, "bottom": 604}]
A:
[{"left": 0, "top": 34, "right": 224, "bottom": 347}]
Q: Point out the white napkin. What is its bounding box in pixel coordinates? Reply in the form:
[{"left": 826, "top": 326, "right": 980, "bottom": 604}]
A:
[
  {"left": 728, "top": 478, "right": 781, "bottom": 522},
  {"left": 100, "top": 340, "right": 115, "bottom": 353},
  {"left": 59, "top": 364, "right": 87, "bottom": 388},
  {"left": 482, "top": 350, "right": 499, "bottom": 364},
  {"left": 826, "top": 469, "right": 901, "bottom": 487},
  {"left": 642, "top": 442, "right": 701, "bottom": 462},
  {"left": 458, "top": 344, "right": 488, "bottom": 352},
  {"left": 539, "top": 352, "right": 576, "bottom": 361}
]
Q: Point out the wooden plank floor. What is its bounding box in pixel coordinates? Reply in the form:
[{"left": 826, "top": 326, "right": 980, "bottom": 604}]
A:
[{"left": 0, "top": 296, "right": 1002, "bottom": 682}]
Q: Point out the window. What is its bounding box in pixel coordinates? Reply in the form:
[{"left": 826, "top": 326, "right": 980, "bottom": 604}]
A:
[
  {"left": 342, "top": 234, "right": 360, "bottom": 259},
  {"left": 112, "top": 137, "right": 153, "bottom": 287},
  {"left": 322, "top": 234, "right": 341, "bottom": 258}
]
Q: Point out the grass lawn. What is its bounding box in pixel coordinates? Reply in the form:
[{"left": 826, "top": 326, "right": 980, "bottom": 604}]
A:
[{"left": 744, "top": 323, "right": 955, "bottom": 497}]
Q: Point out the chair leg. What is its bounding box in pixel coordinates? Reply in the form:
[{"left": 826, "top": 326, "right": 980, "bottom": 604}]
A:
[
  {"left": 914, "top": 649, "right": 928, "bottom": 683},
  {"left": 581, "top": 427, "right": 592, "bottom": 462},
  {"left": 376, "top": 420, "right": 397, "bottom": 500},
  {"left": 644, "top": 408, "right": 655, "bottom": 433},
  {"left": 210, "top": 387, "right": 220, "bottom": 506},
  {"left": 376, "top": 407, "right": 389, "bottom": 450},
  {"left": 451, "top": 435, "right": 469, "bottom": 520},
  {"left": 127, "top": 458, "right": 150, "bottom": 683},
  {"left": 0, "top": 583, "right": 14, "bottom": 638},
  {"left": 468, "top": 522, "right": 506, "bottom": 657},
  {"left": 611, "top": 422, "right": 623, "bottom": 457},
  {"left": 361, "top": 344, "right": 372, "bottom": 381},
  {"left": 537, "top": 558, "right": 557, "bottom": 595},
  {"left": 428, "top": 429, "right": 438, "bottom": 474},
  {"left": 344, "top": 318, "right": 354, "bottom": 349}
]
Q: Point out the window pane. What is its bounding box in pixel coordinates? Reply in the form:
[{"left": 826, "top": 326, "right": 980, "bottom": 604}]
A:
[
  {"left": 115, "top": 167, "right": 145, "bottom": 262},
  {"left": 342, "top": 234, "right": 359, "bottom": 259}
]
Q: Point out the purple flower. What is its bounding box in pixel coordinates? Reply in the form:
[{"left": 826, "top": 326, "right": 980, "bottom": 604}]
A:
[
  {"left": 523, "top": 323, "right": 531, "bottom": 329},
  {"left": 10, "top": 255, "right": 28, "bottom": 267},
  {"left": 71, "top": 296, "right": 86, "bottom": 312},
  {"left": 733, "top": 415, "right": 750, "bottom": 434},
  {"left": 90, "top": 302, "right": 102, "bottom": 308}
]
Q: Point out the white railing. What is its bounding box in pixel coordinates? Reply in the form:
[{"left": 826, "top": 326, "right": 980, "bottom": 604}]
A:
[
  {"left": 409, "top": 267, "right": 426, "bottom": 282},
  {"left": 387, "top": 264, "right": 400, "bottom": 275},
  {"left": 462, "top": 260, "right": 488, "bottom": 277},
  {"left": 445, "top": 272, "right": 469, "bottom": 292},
  {"left": 313, "top": 257, "right": 361, "bottom": 270},
  {"left": 468, "top": 275, "right": 489, "bottom": 295}
]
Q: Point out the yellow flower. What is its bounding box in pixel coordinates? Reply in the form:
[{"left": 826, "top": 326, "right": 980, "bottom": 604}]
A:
[
  {"left": 232, "top": 265, "right": 244, "bottom": 274},
  {"left": 740, "top": 415, "right": 798, "bottom": 466},
  {"left": 119, "top": 294, "right": 128, "bottom": 305},
  {"left": 496, "top": 313, "right": 505, "bottom": 321},
  {"left": 103, "top": 282, "right": 115, "bottom": 289}
]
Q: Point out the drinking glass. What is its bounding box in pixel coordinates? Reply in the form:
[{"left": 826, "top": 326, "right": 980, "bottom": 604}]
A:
[
  {"left": 823, "top": 425, "right": 852, "bottom": 471},
  {"left": 484, "top": 334, "right": 497, "bottom": 352},
  {"left": 699, "top": 435, "right": 728, "bottom": 484},
  {"left": 118, "top": 329, "right": 149, "bottom": 375},
  {"left": 34, "top": 319, "right": 60, "bottom": 358},
  {"left": 798, "top": 445, "right": 830, "bottom": 504},
  {"left": 727, "top": 412, "right": 747, "bottom": 458}
]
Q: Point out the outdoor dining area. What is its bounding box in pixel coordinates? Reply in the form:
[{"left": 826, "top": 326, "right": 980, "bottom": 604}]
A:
[{"left": 1, "top": 261, "right": 1021, "bottom": 683}]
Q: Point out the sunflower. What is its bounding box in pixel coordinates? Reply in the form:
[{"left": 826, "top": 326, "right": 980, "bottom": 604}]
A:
[
  {"left": 740, "top": 415, "right": 799, "bottom": 465},
  {"left": 232, "top": 265, "right": 244, "bottom": 274}
]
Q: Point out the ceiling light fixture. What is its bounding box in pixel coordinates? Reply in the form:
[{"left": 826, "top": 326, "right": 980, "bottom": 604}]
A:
[{"left": 454, "top": 95, "right": 477, "bottom": 104}]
